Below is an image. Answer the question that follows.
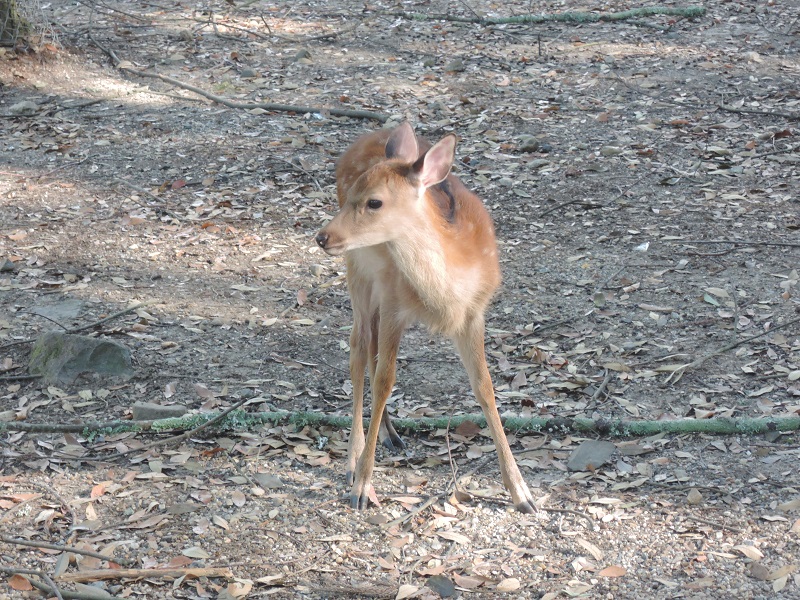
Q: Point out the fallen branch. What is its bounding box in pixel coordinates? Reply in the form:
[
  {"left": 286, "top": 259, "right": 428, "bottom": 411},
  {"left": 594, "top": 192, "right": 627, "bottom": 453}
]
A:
[
  {"left": 672, "top": 239, "right": 800, "bottom": 249},
  {"left": 85, "top": 32, "right": 389, "bottom": 122},
  {"left": 387, "top": 6, "right": 705, "bottom": 25},
  {"left": 4, "top": 410, "right": 799, "bottom": 438},
  {"left": 117, "top": 65, "right": 389, "bottom": 122},
  {"left": 55, "top": 566, "right": 234, "bottom": 584},
  {"left": 1, "top": 535, "right": 135, "bottom": 567}
]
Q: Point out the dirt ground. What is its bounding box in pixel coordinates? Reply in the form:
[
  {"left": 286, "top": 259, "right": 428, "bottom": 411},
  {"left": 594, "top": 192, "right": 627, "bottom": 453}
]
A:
[{"left": 1, "top": 0, "right": 799, "bottom": 598}]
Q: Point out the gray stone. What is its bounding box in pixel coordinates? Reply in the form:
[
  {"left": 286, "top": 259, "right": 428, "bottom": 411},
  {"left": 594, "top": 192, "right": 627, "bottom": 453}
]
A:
[
  {"left": 29, "top": 331, "right": 133, "bottom": 384},
  {"left": 445, "top": 58, "right": 465, "bottom": 72},
  {"left": 254, "top": 473, "right": 284, "bottom": 489},
  {"left": 9, "top": 101, "right": 37, "bottom": 115},
  {"left": 132, "top": 402, "right": 188, "bottom": 421},
  {"left": 567, "top": 440, "right": 616, "bottom": 472},
  {"left": 31, "top": 299, "right": 84, "bottom": 323},
  {"left": 0, "top": 258, "right": 15, "bottom": 272},
  {"left": 519, "top": 135, "right": 544, "bottom": 153}
]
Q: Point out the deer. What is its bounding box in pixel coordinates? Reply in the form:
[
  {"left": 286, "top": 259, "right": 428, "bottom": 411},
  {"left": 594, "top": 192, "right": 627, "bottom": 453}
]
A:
[{"left": 315, "top": 122, "right": 536, "bottom": 513}]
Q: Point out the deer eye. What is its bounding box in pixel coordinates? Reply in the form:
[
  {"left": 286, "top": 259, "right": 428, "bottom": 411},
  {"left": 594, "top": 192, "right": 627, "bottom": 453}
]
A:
[{"left": 367, "top": 199, "right": 383, "bottom": 210}]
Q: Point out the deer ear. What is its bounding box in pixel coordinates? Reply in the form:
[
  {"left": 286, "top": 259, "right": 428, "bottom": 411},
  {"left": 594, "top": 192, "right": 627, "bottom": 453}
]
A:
[
  {"left": 385, "top": 122, "right": 419, "bottom": 163},
  {"left": 412, "top": 134, "right": 456, "bottom": 188}
]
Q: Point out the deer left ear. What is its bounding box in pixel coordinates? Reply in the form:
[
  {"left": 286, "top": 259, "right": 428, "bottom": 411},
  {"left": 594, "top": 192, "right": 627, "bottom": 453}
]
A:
[
  {"left": 412, "top": 134, "right": 456, "bottom": 188},
  {"left": 385, "top": 122, "right": 419, "bottom": 163}
]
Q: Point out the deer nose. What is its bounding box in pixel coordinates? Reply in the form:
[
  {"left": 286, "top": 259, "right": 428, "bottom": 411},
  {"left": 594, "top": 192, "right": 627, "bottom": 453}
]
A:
[{"left": 315, "top": 232, "right": 329, "bottom": 248}]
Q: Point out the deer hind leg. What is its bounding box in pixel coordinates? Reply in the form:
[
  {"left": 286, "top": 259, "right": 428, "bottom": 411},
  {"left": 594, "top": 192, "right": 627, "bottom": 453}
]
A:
[
  {"left": 454, "top": 316, "right": 537, "bottom": 514},
  {"left": 350, "top": 311, "right": 405, "bottom": 509}
]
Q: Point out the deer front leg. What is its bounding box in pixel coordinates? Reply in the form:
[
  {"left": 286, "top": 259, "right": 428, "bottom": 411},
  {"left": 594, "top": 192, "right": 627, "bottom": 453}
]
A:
[
  {"left": 362, "top": 312, "right": 404, "bottom": 454},
  {"left": 346, "top": 320, "right": 369, "bottom": 486},
  {"left": 350, "top": 314, "right": 404, "bottom": 509},
  {"left": 455, "top": 316, "right": 537, "bottom": 514}
]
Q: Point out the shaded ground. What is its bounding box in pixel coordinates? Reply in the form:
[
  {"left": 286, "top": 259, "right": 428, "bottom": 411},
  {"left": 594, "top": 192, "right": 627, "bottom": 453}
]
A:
[{"left": 0, "top": 0, "right": 799, "bottom": 598}]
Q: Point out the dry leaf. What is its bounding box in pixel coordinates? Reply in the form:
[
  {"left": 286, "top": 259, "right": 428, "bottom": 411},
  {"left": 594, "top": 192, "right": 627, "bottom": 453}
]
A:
[
  {"left": 748, "top": 562, "right": 770, "bottom": 581},
  {"left": 436, "top": 531, "right": 471, "bottom": 545},
  {"left": 452, "top": 573, "right": 483, "bottom": 589},
  {"left": 495, "top": 577, "right": 521, "bottom": 592},
  {"left": 767, "top": 564, "right": 798, "bottom": 580},
  {"left": 777, "top": 499, "right": 800, "bottom": 512},
  {"left": 395, "top": 584, "right": 420, "bottom": 599},
  {"left": 734, "top": 545, "right": 764, "bottom": 560},
  {"left": 9, "top": 574, "right": 33, "bottom": 591},
  {"left": 576, "top": 538, "right": 603, "bottom": 561},
  {"left": 598, "top": 565, "right": 627, "bottom": 578}
]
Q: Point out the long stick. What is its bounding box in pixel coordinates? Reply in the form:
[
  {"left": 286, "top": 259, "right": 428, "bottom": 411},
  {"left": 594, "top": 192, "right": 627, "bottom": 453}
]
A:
[
  {"left": 387, "top": 6, "right": 705, "bottom": 25},
  {"left": 120, "top": 67, "right": 390, "bottom": 122}
]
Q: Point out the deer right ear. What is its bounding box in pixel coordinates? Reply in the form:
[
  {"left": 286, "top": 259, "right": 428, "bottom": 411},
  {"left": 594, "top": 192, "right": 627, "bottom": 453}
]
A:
[
  {"left": 385, "top": 122, "right": 419, "bottom": 163},
  {"left": 412, "top": 134, "right": 456, "bottom": 189}
]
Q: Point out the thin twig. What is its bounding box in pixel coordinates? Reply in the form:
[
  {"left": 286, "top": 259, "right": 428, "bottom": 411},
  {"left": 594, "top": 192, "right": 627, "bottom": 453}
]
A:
[
  {"left": 672, "top": 315, "right": 800, "bottom": 380},
  {"left": 111, "top": 176, "right": 182, "bottom": 220},
  {"left": 749, "top": 142, "right": 800, "bottom": 159},
  {"left": 717, "top": 103, "right": 799, "bottom": 122},
  {"left": 684, "top": 514, "right": 744, "bottom": 534},
  {"left": 382, "top": 495, "right": 441, "bottom": 529},
  {"left": 68, "top": 301, "right": 150, "bottom": 334},
  {"left": 590, "top": 369, "right": 612, "bottom": 403},
  {"left": 0, "top": 567, "right": 65, "bottom": 600},
  {"left": 541, "top": 506, "right": 597, "bottom": 530},
  {"left": 106, "top": 395, "right": 252, "bottom": 460}
]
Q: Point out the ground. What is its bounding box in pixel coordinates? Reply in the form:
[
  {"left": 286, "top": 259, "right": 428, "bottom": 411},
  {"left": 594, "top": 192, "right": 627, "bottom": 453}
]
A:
[{"left": 0, "top": 0, "right": 799, "bottom": 598}]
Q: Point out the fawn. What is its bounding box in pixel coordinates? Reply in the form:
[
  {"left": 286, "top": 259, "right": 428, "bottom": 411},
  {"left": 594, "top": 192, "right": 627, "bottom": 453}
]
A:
[{"left": 315, "top": 122, "right": 536, "bottom": 513}]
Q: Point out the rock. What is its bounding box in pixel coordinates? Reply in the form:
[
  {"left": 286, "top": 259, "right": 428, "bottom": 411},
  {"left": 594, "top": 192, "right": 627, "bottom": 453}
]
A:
[
  {"left": 518, "top": 135, "right": 538, "bottom": 152},
  {"left": 528, "top": 158, "right": 551, "bottom": 169},
  {"left": 29, "top": 331, "right": 133, "bottom": 384},
  {"left": 567, "top": 440, "right": 616, "bottom": 471},
  {"left": 0, "top": 257, "right": 15, "bottom": 272},
  {"left": 686, "top": 488, "right": 703, "bottom": 505},
  {"left": 444, "top": 58, "right": 465, "bottom": 72},
  {"left": 31, "top": 299, "right": 84, "bottom": 323},
  {"left": 254, "top": 473, "right": 284, "bottom": 489},
  {"left": 240, "top": 67, "right": 257, "bottom": 78},
  {"left": 600, "top": 146, "right": 623, "bottom": 156},
  {"left": 132, "top": 402, "right": 188, "bottom": 421},
  {"left": 426, "top": 575, "right": 456, "bottom": 597},
  {"left": 9, "top": 101, "right": 38, "bottom": 116}
]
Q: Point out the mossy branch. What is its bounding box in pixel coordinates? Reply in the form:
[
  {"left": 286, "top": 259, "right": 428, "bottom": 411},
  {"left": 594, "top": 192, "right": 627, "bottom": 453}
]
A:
[
  {"left": 4, "top": 410, "right": 798, "bottom": 439},
  {"left": 388, "top": 6, "right": 706, "bottom": 25}
]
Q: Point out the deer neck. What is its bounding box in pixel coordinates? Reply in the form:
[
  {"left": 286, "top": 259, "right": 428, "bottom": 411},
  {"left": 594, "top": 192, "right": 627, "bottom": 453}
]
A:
[{"left": 387, "top": 214, "right": 458, "bottom": 321}]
